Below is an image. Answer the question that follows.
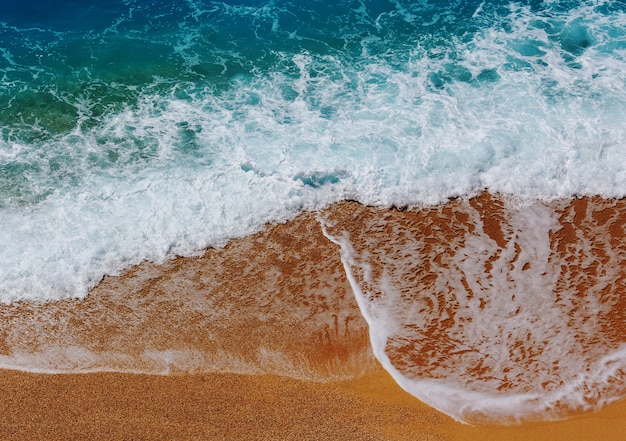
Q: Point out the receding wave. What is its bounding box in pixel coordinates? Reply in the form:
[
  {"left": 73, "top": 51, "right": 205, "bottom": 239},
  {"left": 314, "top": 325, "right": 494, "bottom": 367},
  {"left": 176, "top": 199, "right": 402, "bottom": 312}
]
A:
[
  {"left": 322, "top": 194, "right": 626, "bottom": 423},
  {"left": 0, "top": 211, "right": 374, "bottom": 380},
  {"left": 1, "top": 194, "right": 626, "bottom": 424}
]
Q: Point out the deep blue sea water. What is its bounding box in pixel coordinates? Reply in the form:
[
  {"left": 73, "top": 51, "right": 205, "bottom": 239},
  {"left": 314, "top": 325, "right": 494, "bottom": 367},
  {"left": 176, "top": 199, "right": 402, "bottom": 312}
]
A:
[{"left": 2, "top": 0, "right": 626, "bottom": 423}]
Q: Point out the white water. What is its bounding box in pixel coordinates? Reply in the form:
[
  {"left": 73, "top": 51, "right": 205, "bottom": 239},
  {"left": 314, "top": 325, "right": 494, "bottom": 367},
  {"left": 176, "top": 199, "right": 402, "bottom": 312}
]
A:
[{"left": 1, "top": 2, "right": 626, "bottom": 303}]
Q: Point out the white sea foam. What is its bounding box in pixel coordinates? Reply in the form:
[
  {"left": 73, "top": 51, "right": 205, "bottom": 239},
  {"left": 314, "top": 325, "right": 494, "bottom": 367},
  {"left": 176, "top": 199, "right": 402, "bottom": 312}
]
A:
[{"left": 1, "top": 1, "right": 625, "bottom": 304}]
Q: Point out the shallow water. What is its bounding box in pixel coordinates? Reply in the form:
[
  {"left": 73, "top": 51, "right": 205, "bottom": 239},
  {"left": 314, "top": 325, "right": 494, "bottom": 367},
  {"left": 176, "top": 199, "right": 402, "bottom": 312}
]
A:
[
  {"left": 1, "top": 195, "right": 625, "bottom": 423},
  {"left": 322, "top": 195, "right": 626, "bottom": 423},
  {"left": 0, "top": 211, "right": 374, "bottom": 379}
]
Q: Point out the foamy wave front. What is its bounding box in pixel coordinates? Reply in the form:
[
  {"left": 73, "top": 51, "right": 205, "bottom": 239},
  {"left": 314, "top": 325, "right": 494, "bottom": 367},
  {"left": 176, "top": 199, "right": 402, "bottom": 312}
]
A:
[
  {"left": 0, "top": 212, "right": 375, "bottom": 380},
  {"left": 321, "top": 194, "right": 626, "bottom": 423}
]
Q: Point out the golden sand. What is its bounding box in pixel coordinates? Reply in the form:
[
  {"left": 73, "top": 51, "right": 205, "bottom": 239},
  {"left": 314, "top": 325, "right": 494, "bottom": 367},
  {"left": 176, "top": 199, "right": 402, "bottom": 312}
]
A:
[{"left": 0, "top": 368, "right": 624, "bottom": 440}]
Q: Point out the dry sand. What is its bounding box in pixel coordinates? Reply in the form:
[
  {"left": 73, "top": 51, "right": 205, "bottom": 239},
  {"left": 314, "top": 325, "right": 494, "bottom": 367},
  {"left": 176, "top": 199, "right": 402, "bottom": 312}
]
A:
[{"left": 0, "top": 367, "right": 625, "bottom": 440}]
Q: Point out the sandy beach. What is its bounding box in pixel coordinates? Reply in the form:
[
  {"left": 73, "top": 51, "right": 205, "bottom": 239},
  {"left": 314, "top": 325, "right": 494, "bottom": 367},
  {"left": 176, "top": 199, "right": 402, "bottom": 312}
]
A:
[
  {"left": 1, "top": 367, "right": 625, "bottom": 440},
  {"left": 1, "top": 196, "right": 626, "bottom": 439}
]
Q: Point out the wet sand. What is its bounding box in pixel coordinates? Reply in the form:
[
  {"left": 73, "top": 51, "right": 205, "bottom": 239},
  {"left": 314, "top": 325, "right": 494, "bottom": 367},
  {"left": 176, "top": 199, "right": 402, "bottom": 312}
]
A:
[
  {"left": 1, "top": 194, "right": 626, "bottom": 438},
  {"left": 1, "top": 367, "right": 625, "bottom": 440}
]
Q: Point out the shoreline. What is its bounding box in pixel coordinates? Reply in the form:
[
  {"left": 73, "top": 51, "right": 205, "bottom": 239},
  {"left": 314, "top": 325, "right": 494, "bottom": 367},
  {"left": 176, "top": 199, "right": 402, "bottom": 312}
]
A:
[{"left": 1, "top": 194, "right": 626, "bottom": 437}]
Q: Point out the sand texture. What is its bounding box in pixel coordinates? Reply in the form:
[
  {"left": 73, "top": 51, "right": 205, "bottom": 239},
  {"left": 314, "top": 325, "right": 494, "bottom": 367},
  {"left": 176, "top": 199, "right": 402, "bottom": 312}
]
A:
[{"left": 0, "top": 368, "right": 625, "bottom": 440}]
